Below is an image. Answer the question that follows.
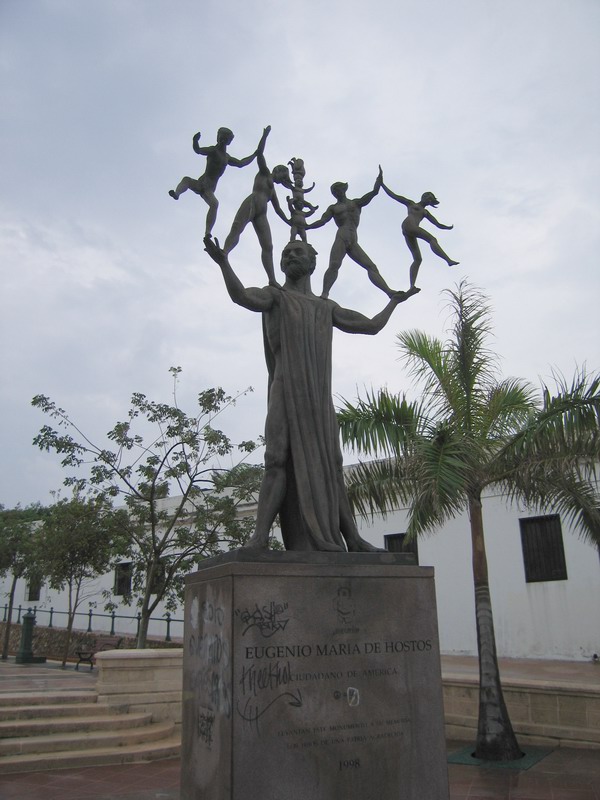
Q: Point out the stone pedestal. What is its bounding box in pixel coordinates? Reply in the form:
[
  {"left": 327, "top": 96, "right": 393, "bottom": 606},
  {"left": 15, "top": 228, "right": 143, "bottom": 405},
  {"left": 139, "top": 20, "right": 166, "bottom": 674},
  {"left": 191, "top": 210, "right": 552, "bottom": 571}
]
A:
[
  {"left": 181, "top": 552, "right": 449, "bottom": 800},
  {"left": 96, "top": 649, "right": 183, "bottom": 728}
]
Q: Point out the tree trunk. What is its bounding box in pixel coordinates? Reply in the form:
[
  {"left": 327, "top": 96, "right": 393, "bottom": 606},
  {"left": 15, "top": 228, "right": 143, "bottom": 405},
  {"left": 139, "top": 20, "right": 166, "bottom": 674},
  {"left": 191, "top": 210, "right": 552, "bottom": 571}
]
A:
[
  {"left": 469, "top": 494, "right": 522, "bottom": 761},
  {"left": 136, "top": 559, "right": 161, "bottom": 649},
  {"left": 62, "top": 612, "right": 75, "bottom": 669},
  {"left": 136, "top": 606, "right": 150, "bottom": 649},
  {"left": 1, "top": 575, "right": 18, "bottom": 660},
  {"left": 61, "top": 579, "right": 82, "bottom": 668},
  {"left": 136, "top": 572, "right": 153, "bottom": 649}
]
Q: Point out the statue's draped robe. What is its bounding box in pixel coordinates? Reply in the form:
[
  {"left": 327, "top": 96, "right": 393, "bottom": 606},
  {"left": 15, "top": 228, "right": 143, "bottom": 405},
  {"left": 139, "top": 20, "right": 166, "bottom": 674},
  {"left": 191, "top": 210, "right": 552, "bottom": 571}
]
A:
[{"left": 263, "top": 289, "right": 346, "bottom": 551}]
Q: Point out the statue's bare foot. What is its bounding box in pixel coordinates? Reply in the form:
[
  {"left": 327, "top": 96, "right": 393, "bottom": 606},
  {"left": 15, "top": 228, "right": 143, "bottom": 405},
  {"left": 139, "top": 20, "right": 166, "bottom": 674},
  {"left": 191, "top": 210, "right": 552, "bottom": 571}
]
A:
[
  {"left": 346, "top": 537, "right": 385, "bottom": 553},
  {"left": 319, "top": 541, "right": 347, "bottom": 552},
  {"left": 168, "top": 190, "right": 178, "bottom": 200},
  {"left": 448, "top": 260, "right": 459, "bottom": 266},
  {"left": 269, "top": 279, "right": 282, "bottom": 288},
  {"left": 237, "top": 534, "right": 269, "bottom": 553}
]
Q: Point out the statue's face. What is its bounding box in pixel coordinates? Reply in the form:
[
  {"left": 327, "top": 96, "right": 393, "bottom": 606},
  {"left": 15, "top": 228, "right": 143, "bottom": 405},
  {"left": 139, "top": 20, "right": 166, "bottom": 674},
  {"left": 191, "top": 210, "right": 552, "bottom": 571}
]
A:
[
  {"left": 272, "top": 164, "right": 292, "bottom": 188},
  {"left": 217, "top": 128, "right": 234, "bottom": 145},
  {"left": 421, "top": 191, "right": 439, "bottom": 207},
  {"left": 331, "top": 182, "right": 348, "bottom": 200},
  {"left": 281, "top": 242, "right": 314, "bottom": 278}
]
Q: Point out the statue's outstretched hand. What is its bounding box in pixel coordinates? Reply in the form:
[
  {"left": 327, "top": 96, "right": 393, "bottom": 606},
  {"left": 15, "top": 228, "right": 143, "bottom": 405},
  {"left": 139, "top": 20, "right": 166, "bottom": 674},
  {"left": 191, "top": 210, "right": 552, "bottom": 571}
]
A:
[{"left": 203, "top": 235, "right": 226, "bottom": 265}]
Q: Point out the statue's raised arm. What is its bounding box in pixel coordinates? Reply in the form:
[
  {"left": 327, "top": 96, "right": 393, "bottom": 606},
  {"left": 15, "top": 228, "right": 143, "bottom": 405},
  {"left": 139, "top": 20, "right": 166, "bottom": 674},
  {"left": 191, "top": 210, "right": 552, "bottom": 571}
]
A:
[{"left": 203, "top": 236, "right": 274, "bottom": 312}]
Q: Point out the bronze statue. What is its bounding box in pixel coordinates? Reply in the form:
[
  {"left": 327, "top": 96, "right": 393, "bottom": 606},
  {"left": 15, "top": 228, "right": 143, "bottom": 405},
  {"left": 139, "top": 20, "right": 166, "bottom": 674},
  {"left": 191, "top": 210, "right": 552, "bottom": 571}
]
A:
[
  {"left": 284, "top": 156, "right": 319, "bottom": 242},
  {"left": 222, "top": 126, "right": 293, "bottom": 286},
  {"left": 203, "top": 236, "right": 419, "bottom": 552},
  {"left": 381, "top": 178, "right": 459, "bottom": 288},
  {"left": 168, "top": 127, "right": 261, "bottom": 238},
  {"left": 306, "top": 168, "right": 396, "bottom": 299},
  {"left": 286, "top": 195, "right": 318, "bottom": 242}
]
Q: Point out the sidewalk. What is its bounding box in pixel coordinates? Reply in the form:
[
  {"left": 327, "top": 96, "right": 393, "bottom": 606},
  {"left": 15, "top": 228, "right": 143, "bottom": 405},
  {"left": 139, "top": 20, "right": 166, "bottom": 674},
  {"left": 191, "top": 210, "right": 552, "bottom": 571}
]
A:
[{"left": 1, "top": 656, "right": 599, "bottom": 799}]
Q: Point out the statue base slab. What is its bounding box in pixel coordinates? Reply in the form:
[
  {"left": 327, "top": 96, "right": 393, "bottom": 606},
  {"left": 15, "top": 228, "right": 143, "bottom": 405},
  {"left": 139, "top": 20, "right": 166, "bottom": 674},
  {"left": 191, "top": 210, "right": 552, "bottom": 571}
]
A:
[{"left": 181, "top": 552, "right": 449, "bottom": 800}]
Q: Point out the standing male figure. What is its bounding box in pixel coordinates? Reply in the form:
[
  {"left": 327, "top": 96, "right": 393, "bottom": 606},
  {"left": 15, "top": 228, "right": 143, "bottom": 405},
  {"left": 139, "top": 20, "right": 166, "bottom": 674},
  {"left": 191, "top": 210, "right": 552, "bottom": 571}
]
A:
[
  {"left": 169, "top": 127, "right": 260, "bottom": 238},
  {"left": 204, "top": 237, "right": 419, "bottom": 552},
  {"left": 306, "top": 168, "right": 396, "bottom": 299}
]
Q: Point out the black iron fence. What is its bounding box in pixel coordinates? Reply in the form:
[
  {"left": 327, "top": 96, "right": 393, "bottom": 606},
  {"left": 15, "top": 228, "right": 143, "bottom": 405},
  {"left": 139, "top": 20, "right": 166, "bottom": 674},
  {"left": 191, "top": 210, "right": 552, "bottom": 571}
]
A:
[{"left": 2, "top": 604, "right": 183, "bottom": 642}]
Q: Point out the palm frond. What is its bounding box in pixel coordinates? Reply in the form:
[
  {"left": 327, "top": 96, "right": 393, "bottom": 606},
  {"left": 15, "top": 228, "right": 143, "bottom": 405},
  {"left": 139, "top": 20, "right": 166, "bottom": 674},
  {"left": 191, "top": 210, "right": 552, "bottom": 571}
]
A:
[
  {"left": 480, "top": 378, "right": 537, "bottom": 440},
  {"left": 405, "top": 425, "right": 473, "bottom": 537},
  {"left": 337, "top": 390, "right": 426, "bottom": 458},
  {"left": 396, "top": 330, "right": 457, "bottom": 419},
  {"left": 445, "top": 281, "right": 498, "bottom": 391},
  {"left": 344, "top": 459, "right": 413, "bottom": 520},
  {"left": 500, "top": 464, "right": 600, "bottom": 546},
  {"left": 500, "top": 368, "right": 600, "bottom": 470},
  {"left": 492, "top": 368, "right": 600, "bottom": 544},
  {"left": 344, "top": 423, "right": 472, "bottom": 538}
]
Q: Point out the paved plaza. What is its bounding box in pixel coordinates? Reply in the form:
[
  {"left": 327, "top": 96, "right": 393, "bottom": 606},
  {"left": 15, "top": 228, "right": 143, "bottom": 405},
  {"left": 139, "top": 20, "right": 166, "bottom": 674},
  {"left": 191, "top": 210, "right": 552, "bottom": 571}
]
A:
[{"left": 0, "top": 656, "right": 598, "bottom": 799}]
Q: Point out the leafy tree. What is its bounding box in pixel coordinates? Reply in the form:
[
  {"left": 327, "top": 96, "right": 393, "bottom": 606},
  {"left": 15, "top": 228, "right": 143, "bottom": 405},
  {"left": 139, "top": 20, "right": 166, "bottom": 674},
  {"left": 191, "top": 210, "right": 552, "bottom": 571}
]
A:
[
  {"left": 0, "top": 504, "right": 47, "bottom": 660},
  {"left": 337, "top": 281, "right": 600, "bottom": 761},
  {"left": 32, "top": 369, "right": 263, "bottom": 648},
  {"left": 38, "top": 494, "right": 127, "bottom": 667}
]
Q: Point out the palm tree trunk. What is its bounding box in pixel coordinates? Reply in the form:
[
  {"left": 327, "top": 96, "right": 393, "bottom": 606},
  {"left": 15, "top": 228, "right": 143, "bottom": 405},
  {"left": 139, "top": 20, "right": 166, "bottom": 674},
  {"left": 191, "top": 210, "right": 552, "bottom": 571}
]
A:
[{"left": 469, "top": 494, "right": 522, "bottom": 761}]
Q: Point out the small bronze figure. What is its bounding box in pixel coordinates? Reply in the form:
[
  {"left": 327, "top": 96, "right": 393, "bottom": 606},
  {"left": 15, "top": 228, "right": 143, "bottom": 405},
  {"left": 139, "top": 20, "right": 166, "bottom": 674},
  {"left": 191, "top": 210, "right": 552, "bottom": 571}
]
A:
[
  {"left": 381, "top": 177, "right": 459, "bottom": 288},
  {"left": 168, "top": 127, "right": 261, "bottom": 238},
  {"left": 222, "top": 126, "right": 293, "bottom": 285},
  {"left": 306, "top": 168, "right": 396, "bottom": 299}
]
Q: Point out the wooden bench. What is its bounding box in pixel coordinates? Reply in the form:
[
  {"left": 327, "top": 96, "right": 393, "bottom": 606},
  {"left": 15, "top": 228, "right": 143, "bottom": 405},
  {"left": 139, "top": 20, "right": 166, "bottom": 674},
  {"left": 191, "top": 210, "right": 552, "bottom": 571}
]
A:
[{"left": 75, "top": 635, "right": 124, "bottom": 670}]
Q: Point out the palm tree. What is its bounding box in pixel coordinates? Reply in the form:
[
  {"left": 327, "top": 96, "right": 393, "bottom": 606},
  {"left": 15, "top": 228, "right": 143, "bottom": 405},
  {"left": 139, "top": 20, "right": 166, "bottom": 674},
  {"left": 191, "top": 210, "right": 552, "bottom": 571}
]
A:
[{"left": 337, "top": 280, "right": 600, "bottom": 761}]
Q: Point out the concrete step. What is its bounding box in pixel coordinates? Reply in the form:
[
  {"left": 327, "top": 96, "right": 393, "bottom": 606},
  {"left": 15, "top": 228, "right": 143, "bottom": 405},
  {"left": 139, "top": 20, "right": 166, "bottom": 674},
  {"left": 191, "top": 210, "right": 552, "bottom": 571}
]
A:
[
  {"left": 0, "top": 701, "right": 110, "bottom": 722},
  {"left": 0, "top": 690, "right": 97, "bottom": 707},
  {"left": 0, "top": 710, "right": 153, "bottom": 738},
  {"left": 0, "top": 719, "right": 175, "bottom": 756},
  {"left": 445, "top": 713, "right": 600, "bottom": 748},
  {"left": 0, "top": 731, "right": 181, "bottom": 774}
]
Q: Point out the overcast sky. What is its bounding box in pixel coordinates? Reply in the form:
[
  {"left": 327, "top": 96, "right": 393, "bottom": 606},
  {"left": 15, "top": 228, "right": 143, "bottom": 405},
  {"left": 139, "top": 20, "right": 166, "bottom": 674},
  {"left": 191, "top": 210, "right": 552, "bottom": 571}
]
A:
[{"left": 1, "top": 0, "right": 599, "bottom": 508}]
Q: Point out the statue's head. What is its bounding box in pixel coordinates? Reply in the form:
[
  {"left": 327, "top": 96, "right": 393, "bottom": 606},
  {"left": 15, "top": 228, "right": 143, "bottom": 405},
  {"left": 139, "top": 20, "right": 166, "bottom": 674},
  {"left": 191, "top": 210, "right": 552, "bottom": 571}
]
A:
[
  {"left": 330, "top": 182, "right": 348, "bottom": 200},
  {"left": 272, "top": 164, "right": 293, "bottom": 189},
  {"left": 280, "top": 241, "right": 318, "bottom": 278},
  {"left": 217, "top": 127, "right": 234, "bottom": 145},
  {"left": 420, "top": 191, "right": 439, "bottom": 207}
]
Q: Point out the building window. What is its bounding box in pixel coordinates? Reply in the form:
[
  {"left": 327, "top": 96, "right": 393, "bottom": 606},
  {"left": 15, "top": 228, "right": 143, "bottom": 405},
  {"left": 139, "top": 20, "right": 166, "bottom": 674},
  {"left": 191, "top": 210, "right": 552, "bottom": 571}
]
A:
[
  {"left": 114, "top": 562, "right": 133, "bottom": 596},
  {"left": 384, "top": 533, "right": 419, "bottom": 564},
  {"left": 519, "top": 515, "right": 567, "bottom": 583},
  {"left": 27, "top": 577, "right": 42, "bottom": 602}
]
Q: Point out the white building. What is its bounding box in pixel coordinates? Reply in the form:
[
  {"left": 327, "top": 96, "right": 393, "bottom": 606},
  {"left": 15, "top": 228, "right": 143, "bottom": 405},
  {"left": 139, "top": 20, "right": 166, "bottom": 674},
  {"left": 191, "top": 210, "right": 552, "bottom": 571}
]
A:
[{"left": 2, "top": 487, "right": 599, "bottom": 660}]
